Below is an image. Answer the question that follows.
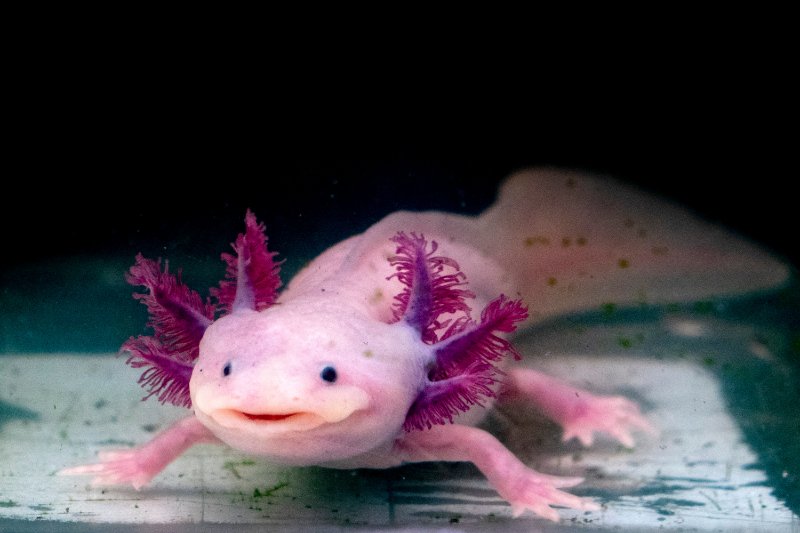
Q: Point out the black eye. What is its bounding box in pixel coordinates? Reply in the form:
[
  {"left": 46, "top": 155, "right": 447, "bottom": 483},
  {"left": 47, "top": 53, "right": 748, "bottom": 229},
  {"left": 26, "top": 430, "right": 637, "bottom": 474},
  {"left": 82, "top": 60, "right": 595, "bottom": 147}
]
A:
[
  {"left": 320, "top": 366, "right": 337, "bottom": 383},
  {"left": 222, "top": 362, "right": 232, "bottom": 377}
]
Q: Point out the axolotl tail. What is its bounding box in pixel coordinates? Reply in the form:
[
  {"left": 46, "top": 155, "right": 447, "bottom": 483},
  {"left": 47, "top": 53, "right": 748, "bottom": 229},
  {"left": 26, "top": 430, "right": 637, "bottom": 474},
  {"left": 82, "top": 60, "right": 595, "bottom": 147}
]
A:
[{"left": 470, "top": 168, "right": 790, "bottom": 324}]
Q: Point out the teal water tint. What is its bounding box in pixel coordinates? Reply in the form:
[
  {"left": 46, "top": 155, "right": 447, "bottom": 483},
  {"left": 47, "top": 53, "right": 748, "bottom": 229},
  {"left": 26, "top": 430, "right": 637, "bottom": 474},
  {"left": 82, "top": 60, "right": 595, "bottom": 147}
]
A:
[
  {"left": 715, "top": 281, "right": 800, "bottom": 514},
  {"left": 0, "top": 256, "right": 136, "bottom": 353}
]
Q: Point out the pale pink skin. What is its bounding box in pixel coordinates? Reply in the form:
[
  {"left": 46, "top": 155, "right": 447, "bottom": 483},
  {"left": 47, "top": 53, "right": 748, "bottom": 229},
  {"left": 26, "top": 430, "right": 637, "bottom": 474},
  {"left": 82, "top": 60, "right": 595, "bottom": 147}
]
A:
[{"left": 60, "top": 169, "right": 787, "bottom": 521}]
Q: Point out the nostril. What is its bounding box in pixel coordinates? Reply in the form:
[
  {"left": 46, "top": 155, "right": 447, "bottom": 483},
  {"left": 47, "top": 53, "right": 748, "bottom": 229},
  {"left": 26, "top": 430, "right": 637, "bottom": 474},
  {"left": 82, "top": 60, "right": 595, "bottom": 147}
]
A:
[{"left": 223, "top": 361, "right": 232, "bottom": 377}]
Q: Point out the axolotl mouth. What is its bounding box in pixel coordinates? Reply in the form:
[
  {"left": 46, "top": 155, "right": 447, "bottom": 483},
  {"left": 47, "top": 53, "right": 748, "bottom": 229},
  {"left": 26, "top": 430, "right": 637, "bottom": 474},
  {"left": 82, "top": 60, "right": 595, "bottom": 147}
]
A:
[
  {"left": 211, "top": 409, "right": 329, "bottom": 431},
  {"left": 242, "top": 412, "right": 298, "bottom": 422}
]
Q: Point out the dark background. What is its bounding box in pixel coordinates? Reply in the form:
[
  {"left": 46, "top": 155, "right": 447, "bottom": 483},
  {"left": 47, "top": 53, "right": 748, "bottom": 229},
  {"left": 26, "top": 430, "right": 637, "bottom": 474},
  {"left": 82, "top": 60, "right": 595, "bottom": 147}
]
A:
[{"left": 3, "top": 126, "right": 795, "bottom": 270}]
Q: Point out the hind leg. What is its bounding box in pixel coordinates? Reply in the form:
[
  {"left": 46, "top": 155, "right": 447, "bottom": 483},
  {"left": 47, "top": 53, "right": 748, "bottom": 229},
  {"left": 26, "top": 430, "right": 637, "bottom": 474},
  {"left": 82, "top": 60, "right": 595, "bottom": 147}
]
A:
[{"left": 500, "top": 368, "right": 656, "bottom": 447}]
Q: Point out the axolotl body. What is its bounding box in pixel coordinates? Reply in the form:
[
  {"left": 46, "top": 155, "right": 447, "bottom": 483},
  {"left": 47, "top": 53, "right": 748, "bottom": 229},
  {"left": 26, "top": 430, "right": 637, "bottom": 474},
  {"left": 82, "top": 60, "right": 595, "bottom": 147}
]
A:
[{"left": 62, "top": 169, "right": 788, "bottom": 521}]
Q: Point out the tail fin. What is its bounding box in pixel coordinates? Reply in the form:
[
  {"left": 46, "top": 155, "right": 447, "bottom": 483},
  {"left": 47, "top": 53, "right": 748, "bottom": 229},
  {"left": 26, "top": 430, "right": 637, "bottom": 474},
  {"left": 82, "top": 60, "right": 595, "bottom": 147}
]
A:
[{"left": 474, "top": 168, "right": 790, "bottom": 323}]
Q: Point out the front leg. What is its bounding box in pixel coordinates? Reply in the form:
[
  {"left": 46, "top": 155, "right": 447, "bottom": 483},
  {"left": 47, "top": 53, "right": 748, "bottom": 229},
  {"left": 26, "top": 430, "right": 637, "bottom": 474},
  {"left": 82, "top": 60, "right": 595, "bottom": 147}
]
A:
[
  {"left": 59, "top": 415, "right": 219, "bottom": 489},
  {"left": 397, "top": 425, "right": 599, "bottom": 522},
  {"left": 501, "top": 368, "right": 656, "bottom": 448}
]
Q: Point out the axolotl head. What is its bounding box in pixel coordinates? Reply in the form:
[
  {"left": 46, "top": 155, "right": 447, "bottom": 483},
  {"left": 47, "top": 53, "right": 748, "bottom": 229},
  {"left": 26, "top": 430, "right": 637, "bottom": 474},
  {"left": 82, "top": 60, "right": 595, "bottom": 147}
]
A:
[{"left": 190, "top": 302, "right": 428, "bottom": 464}]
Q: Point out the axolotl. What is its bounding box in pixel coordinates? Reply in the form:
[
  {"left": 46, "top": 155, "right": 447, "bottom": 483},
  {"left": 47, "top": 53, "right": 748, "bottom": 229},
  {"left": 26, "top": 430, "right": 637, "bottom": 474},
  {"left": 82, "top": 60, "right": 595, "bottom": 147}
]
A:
[{"left": 61, "top": 168, "right": 788, "bottom": 521}]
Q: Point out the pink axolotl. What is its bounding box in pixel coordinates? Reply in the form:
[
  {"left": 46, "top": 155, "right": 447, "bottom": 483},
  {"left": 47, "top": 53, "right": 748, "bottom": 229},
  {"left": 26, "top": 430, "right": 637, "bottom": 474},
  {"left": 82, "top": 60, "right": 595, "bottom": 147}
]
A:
[{"left": 61, "top": 168, "right": 788, "bottom": 521}]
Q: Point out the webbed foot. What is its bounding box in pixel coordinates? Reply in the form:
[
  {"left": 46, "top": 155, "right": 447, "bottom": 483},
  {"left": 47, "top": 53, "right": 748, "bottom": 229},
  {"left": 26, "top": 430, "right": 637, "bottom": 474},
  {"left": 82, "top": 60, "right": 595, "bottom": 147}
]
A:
[
  {"left": 502, "top": 471, "right": 600, "bottom": 521},
  {"left": 560, "top": 392, "right": 656, "bottom": 448}
]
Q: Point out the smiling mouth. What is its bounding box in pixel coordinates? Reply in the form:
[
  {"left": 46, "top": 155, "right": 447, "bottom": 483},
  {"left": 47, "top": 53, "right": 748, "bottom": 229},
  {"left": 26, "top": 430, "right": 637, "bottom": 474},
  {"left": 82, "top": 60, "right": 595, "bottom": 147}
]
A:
[
  {"left": 211, "top": 409, "right": 324, "bottom": 430},
  {"left": 242, "top": 412, "right": 298, "bottom": 422}
]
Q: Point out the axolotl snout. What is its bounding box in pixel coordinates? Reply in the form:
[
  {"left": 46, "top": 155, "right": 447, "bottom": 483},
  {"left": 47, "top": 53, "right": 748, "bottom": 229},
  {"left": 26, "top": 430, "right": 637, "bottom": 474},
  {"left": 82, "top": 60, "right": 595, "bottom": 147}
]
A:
[{"left": 61, "top": 168, "right": 788, "bottom": 521}]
